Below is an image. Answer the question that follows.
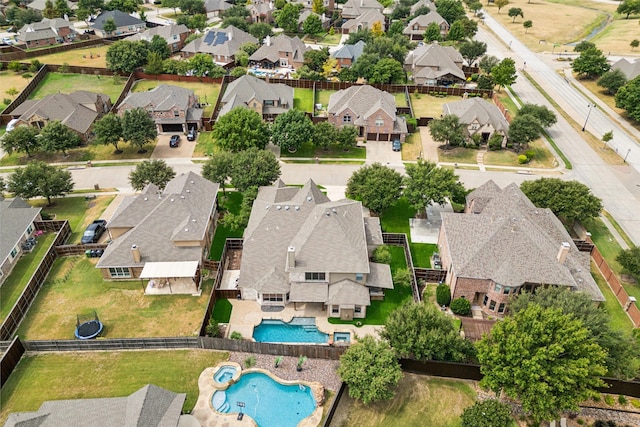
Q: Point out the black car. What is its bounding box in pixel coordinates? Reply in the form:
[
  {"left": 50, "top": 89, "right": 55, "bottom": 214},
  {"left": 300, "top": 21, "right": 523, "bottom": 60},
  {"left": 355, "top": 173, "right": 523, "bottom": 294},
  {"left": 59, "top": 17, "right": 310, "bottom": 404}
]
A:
[
  {"left": 169, "top": 134, "right": 180, "bottom": 147},
  {"left": 81, "top": 220, "right": 107, "bottom": 244},
  {"left": 187, "top": 129, "right": 197, "bottom": 141}
]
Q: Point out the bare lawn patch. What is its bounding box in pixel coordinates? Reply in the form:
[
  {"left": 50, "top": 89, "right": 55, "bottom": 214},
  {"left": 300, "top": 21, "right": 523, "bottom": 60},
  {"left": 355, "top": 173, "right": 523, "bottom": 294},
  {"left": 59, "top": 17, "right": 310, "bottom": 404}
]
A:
[
  {"left": 31, "top": 44, "right": 110, "bottom": 68},
  {"left": 29, "top": 72, "right": 125, "bottom": 104}
]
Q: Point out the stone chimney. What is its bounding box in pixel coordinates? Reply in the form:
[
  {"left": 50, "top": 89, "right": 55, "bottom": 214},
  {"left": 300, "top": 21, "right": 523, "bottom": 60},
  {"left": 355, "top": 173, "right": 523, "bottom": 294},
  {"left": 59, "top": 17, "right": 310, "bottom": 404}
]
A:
[
  {"left": 286, "top": 246, "right": 295, "bottom": 270},
  {"left": 131, "top": 244, "right": 141, "bottom": 263},
  {"left": 556, "top": 241, "right": 570, "bottom": 264}
]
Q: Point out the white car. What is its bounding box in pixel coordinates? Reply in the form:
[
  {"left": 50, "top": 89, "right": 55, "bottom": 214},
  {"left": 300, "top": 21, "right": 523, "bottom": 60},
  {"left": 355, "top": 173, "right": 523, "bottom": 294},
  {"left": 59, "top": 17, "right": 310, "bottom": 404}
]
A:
[{"left": 2, "top": 37, "right": 15, "bottom": 45}]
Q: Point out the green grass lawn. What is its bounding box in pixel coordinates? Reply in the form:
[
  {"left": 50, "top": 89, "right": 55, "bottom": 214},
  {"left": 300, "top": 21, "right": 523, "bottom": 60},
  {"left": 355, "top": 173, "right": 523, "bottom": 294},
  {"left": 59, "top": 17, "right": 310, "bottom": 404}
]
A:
[
  {"left": 0, "top": 233, "right": 56, "bottom": 323},
  {"left": 29, "top": 72, "right": 126, "bottom": 104},
  {"left": 409, "top": 94, "right": 458, "bottom": 118},
  {"left": 315, "top": 89, "right": 336, "bottom": 107},
  {"left": 279, "top": 141, "right": 366, "bottom": 159},
  {"left": 193, "top": 131, "right": 221, "bottom": 157},
  {"left": 0, "top": 350, "right": 228, "bottom": 425},
  {"left": 394, "top": 92, "right": 408, "bottom": 107},
  {"left": 483, "top": 139, "right": 556, "bottom": 169},
  {"left": 437, "top": 147, "right": 478, "bottom": 164},
  {"left": 212, "top": 298, "right": 232, "bottom": 323},
  {"left": 210, "top": 192, "right": 243, "bottom": 260},
  {"left": 591, "top": 264, "right": 634, "bottom": 334},
  {"left": 294, "top": 88, "right": 314, "bottom": 112},
  {"left": 16, "top": 257, "right": 213, "bottom": 339},
  {"left": 132, "top": 79, "right": 221, "bottom": 117},
  {"left": 411, "top": 243, "right": 436, "bottom": 268}
]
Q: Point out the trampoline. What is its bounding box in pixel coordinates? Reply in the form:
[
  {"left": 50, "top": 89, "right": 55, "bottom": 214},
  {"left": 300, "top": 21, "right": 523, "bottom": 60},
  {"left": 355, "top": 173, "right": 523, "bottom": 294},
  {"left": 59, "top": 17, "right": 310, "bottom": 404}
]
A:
[{"left": 75, "top": 312, "right": 104, "bottom": 340}]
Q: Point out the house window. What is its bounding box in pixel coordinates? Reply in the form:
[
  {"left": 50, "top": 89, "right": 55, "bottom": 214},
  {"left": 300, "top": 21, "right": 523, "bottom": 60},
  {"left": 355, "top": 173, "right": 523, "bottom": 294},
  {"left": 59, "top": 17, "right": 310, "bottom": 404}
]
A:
[
  {"left": 494, "top": 283, "right": 501, "bottom": 292},
  {"left": 305, "top": 272, "right": 326, "bottom": 281},
  {"left": 498, "top": 303, "right": 506, "bottom": 314},
  {"left": 264, "top": 100, "right": 274, "bottom": 106},
  {"left": 355, "top": 273, "right": 363, "bottom": 281},
  {"left": 109, "top": 267, "right": 131, "bottom": 278},
  {"left": 10, "top": 247, "right": 18, "bottom": 259},
  {"left": 331, "top": 305, "right": 339, "bottom": 314},
  {"left": 354, "top": 305, "right": 361, "bottom": 313},
  {"left": 375, "top": 117, "right": 383, "bottom": 126},
  {"left": 27, "top": 225, "right": 33, "bottom": 234},
  {"left": 489, "top": 300, "right": 496, "bottom": 311},
  {"left": 470, "top": 124, "right": 479, "bottom": 130},
  {"left": 503, "top": 286, "right": 511, "bottom": 295},
  {"left": 343, "top": 114, "right": 351, "bottom": 124},
  {"left": 173, "top": 109, "right": 179, "bottom": 117},
  {"left": 263, "top": 293, "right": 283, "bottom": 302},
  {"left": 483, "top": 294, "right": 488, "bottom": 306}
]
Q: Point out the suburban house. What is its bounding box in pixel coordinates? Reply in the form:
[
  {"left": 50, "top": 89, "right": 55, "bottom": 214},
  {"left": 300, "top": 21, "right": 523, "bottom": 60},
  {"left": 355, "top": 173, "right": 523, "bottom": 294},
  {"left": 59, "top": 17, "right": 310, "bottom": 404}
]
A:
[
  {"left": 404, "top": 42, "right": 466, "bottom": 86},
  {"left": 237, "top": 179, "right": 393, "bottom": 320},
  {"left": 0, "top": 198, "right": 41, "bottom": 286},
  {"left": 218, "top": 74, "right": 293, "bottom": 118},
  {"left": 332, "top": 40, "right": 365, "bottom": 69},
  {"left": 341, "top": 0, "right": 383, "bottom": 20},
  {"left": 9, "top": 91, "right": 112, "bottom": 141},
  {"left": 96, "top": 172, "right": 219, "bottom": 295},
  {"left": 442, "top": 97, "right": 509, "bottom": 146},
  {"left": 126, "top": 24, "right": 190, "bottom": 53},
  {"left": 410, "top": 0, "right": 435, "bottom": 15},
  {"left": 26, "top": 0, "right": 77, "bottom": 14},
  {"left": 249, "top": 35, "right": 309, "bottom": 70},
  {"left": 91, "top": 10, "right": 146, "bottom": 38},
  {"left": 117, "top": 84, "right": 203, "bottom": 133},
  {"left": 298, "top": 10, "right": 331, "bottom": 32},
  {"left": 327, "top": 85, "right": 408, "bottom": 141},
  {"left": 341, "top": 8, "right": 385, "bottom": 34},
  {"left": 204, "top": 0, "right": 233, "bottom": 17},
  {"left": 612, "top": 57, "right": 640, "bottom": 81},
  {"left": 403, "top": 11, "right": 449, "bottom": 41},
  {"left": 290, "top": 0, "right": 335, "bottom": 12},
  {"left": 181, "top": 26, "right": 258, "bottom": 66},
  {"left": 4, "top": 384, "right": 197, "bottom": 427},
  {"left": 247, "top": 0, "right": 275, "bottom": 23},
  {"left": 437, "top": 181, "right": 604, "bottom": 318},
  {"left": 17, "top": 18, "right": 76, "bottom": 48}
]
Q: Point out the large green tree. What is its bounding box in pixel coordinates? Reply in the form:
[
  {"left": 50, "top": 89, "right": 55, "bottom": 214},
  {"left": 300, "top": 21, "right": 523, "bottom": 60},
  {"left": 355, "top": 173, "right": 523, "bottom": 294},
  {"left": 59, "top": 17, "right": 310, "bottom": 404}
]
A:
[
  {"left": 39, "top": 121, "right": 81, "bottom": 156},
  {"left": 102, "top": 16, "right": 117, "bottom": 36},
  {"left": 518, "top": 103, "right": 557, "bottom": 128},
  {"left": 230, "top": 148, "right": 281, "bottom": 192},
  {"left": 92, "top": 113, "right": 123, "bottom": 153},
  {"left": 615, "top": 75, "right": 640, "bottom": 122},
  {"left": 55, "top": 0, "right": 72, "bottom": 17},
  {"left": 446, "top": 19, "right": 466, "bottom": 41},
  {"left": 459, "top": 40, "right": 487, "bottom": 67},
  {"left": 275, "top": 3, "right": 301, "bottom": 32},
  {"left": 149, "top": 34, "right": 172, "bottom": 59},
  {"left": 520, "top": 178, "right": 603, "bottom": 223},
  {"left": 491, "top": 58, "right": 517, "bottom": 89},
  {"left": 7, "top": 161, "right": 74, "bottom": 206},
  {"left": 122, "top": 108, "right": 157, "bottom": 152},
  {"left": 507, "top": 114, "right": 541, "bottom": 147},
  {"left": 369, "top": 58, "right": 405, "bottom": 84},
  {"left": 337, "top": 335, "right": 403, "bottom": 405},
  {"left": 477, "top": 305, "right": 607, "bottom": 424},
  {"left": 0, "top": 125, "right": 40, "bottom": 157},
  {"left": 423, "top": 22, "right": 442, "bottom": 42},
  {"left": 617, "top": 0, "right": 640, "bottom": 18},
  {"left": 435, "top": 0, "right": 465, "bottom": 23},
  {"left": 128, "top": 159, "right": 176, "bottom": 191},
  {"left": 213, "top": 107, "right": 270, "bottom": 152},
  {"left": 202, "top": 151, "right": 233, "bottom": 194},
  {"left": 572, "top": 47, "right": 611, "bottom": 79},
  {"left": 271, "top": 109, "right": 314, "bottom": 152},
  {"left": 429, "top": 115, "right": 466, "bottom": 147},
  {"left": 188, "top": 53, "right": 226, "bottom": 77},
  {"left": 312, "top": 121, "right": 337, "bottom": 150},
  {"left": 381, "top": 302, "right": 476, "bottom": 362},
  {"left": 403, "top": 160, "right": 466, "bottom": 212},
  {"left": 106, "top": 40, "right": 149, "bottom": 74},
  {"left": 616, "top": 246, "right": 640, "bottom": 281},
  {"left": 302, "top": 13, "right": 323, "bottom": 36},
  {"left": 508, "top": 7, "right": 523, "bottom": 22},
  {"left": 597, "top": 69, "right": 628, "bottom": 95},
  {"left": 346, "top": 163, "right": 403, "bottom": 214}
]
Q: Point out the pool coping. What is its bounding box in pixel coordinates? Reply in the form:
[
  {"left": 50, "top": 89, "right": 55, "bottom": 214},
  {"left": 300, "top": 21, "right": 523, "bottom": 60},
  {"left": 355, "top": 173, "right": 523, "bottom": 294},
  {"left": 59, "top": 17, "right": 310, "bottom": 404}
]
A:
[{"left": 192, "top": 363, "right": 325, "bottom": 427}]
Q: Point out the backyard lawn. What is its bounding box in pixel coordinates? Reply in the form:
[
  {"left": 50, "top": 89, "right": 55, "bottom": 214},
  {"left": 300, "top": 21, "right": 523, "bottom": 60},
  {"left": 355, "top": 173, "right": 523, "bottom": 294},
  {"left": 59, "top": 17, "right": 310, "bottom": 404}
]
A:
[
  {"left": 210, "top": 192, "right": 244, "bottom": 260},
  {"left": 212, "top": 298, "right": 232, "bottom": 323},
  {"left": 16, "top": 256, "right": 213, "bottom": 339},
  {"left": 279, "top": 141, "right": 366, "bottom": 159},
  {"left": 0, "top": 70, "right": 33, "bottom": 111},
  {"left": 410, "top": 94, "right": 459, "bottom": 118},
  {"left": 315, "top": 89, "right": 336, "bottom": 107},
  {"left": 294, "top": 88, "right": 314, "bottom": 112},
  {"left": 0, "top": 350, "right": 228, "bottom": 425},
  {"left": 132, "top": 79, "right": 221, "bottom": 117},
  {"left": 30, "top": 44, "right": 110, "bottom": 68},
  {"left": 29, "top": 72, "right": 126, "bottom": 104},
  {"left": 333, "top": 374, "right": 478, "bottom": 427}
]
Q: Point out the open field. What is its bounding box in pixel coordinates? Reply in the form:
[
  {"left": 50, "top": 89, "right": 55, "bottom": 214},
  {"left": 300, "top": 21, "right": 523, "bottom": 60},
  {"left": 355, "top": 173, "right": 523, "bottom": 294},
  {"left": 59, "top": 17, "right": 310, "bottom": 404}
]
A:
[
  {"left": 0, "top": 350, "right": 228, "bottom": 425},
  {"left": 590, "top": 19, "right": 640, "bottom": 55},
  {"left": 16, "top": 256, "right": 212, "bottom": 339},
  {"left": 29, "top": 44, "right": 110, "bottom": 68},
  {"left": 29, "top": 72, "right": 126, "bottom": 103},
  {"left": 132, "top": 79, "right": 221, "bottom": 117},
  {"left": 486, "top": 0, "right": 606, "bottom": 52},
  {"left": 0, "top": 70, "right": 32, "bottom": 110},
  {"left": 330, "top": 374, "right": 478, "bottom": 427}
]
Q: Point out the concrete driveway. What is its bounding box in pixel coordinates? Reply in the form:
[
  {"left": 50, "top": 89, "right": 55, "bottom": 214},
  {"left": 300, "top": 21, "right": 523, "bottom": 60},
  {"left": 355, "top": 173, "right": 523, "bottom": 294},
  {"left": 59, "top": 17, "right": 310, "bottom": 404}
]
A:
[
  {"left": 365, "top": 140, "right": 402, "bottom": 166},
  {"left": 151, "top": 133, "right": 196, "bottom": 159}
]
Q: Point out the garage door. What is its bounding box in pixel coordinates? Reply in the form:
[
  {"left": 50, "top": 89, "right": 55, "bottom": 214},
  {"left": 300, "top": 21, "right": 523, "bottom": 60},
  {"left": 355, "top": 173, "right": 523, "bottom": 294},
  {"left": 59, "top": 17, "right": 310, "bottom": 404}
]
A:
[
  {"left": 161, "top": 124, "right": 183, "bottom": 132},
  {"left": 378, "top": 133, "right": 390, "bottom": 141},
  {"left": 366, "top": 133, "right": 377, "bottom": 141}
]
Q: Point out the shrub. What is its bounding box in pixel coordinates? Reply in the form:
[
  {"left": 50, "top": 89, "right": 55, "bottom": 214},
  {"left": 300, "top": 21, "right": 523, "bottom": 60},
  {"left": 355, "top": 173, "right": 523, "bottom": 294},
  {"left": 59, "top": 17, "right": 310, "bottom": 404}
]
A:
[
  {"left": 618, "top": 395, "right": 628, "bottom": 405},
  {"left": 22, "top": 72, "right": 33, "bottom": 79},
  {"left": 205, "top": 318, "right": 220, "bottom": 337},
  {"left": 8, "top": 61, "right": 22, "bottom": 72},
  {"left": 436, "top": 283, "right": 451, "bottom": 306},
  {"left": 631, "top": 399, "right": 640, "bottom": 408},
  {"left": 59, "top": 62, "right": 70, "bottom": 73},
  {"left": 230, "top": 331, "right": 243, "bottom": 340},
  {"left": 525, "top": 149, "right": 535, "bottom": 159},
  {"left": 604, "top": 395, "right": 615, "bottom": 406},
  {"left": 373, "top": 245, "right": 392, "bottom": 264},
  {"left": 577, "top": 419, "right": 584, "bottom": 425},
  {"left": 517, "top": 154, "right": 529, "bottom": 164},
  {"left": 3, "top": 98, "right": 12, "bottom": 106},
  {"left": 450, "top": 297, "right": 471, "bottom": 315},
  {"left": 488, "top": 133, "right": 503, "bottom": 151},
  {"left": 393, "top": 268, "right": 411, "bottom": 287},
  {"left": 244, "top": 356, "right": 256, "bottom": 368},
  {"left": 29, "top": 59, "right": 42, "bottom": 73}
]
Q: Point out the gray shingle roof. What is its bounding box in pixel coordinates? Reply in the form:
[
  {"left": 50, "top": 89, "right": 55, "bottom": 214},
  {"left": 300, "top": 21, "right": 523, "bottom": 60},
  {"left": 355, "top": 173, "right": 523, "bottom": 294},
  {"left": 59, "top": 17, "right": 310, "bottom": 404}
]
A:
[
  {"left": 204, "top": 0, "right": 233, "bottom": 12},
  {"left": 96, "top": 172, "right": 218, "bottom": 269},
  {"left": 118, "top": 84, "right": 198, "bottom": 114},
  {"left": 91, "top": 10, "right": 144, "bottom": 30},
  {"left": 405, "top": 43, "right": 465, "bottom": 81},
  {"left": 218, "top": 74, "right": 293, "bottom": 116},
  {"left": 443, "top": 97, "right": 509, "bottom": 133},
  {"left": 341, "top": 9, "right": 385, "bottom": 31},
  {"left": 126, "top": 24, "right": 189, "bottom": 44},
  {"left": 341, "top": 0, "right": 383, "bottom": 18},
  {"left": 181, "top": 26, "right": 257, "bottom": 58},
  {"left": 403, "top": 11, "right": 447, "bottom": 35},
  {"left": 0, "top": 198, "right": 41, "bottom": 265},
  {"left": 27, "top": 0, "right": 77, "bottom": 11},
  {"left": 440, "top": 181, "right": 604, "bottom": 301},
  {"left": 367, "top": 262, "right": 393, "bottom": 289},
  {"left": 249, "top": 35, "right": 309, "bottom": 65},
  {"left": 290, "top": 282, "right": 328, "bottom": 302},
  {"left": 332, "top": 40, "right": 365, "bottom": 61},
  {"left": 612, "top": 57, "right": 640, "bottom": 80},
  {"left": 327, "top": 280, "right": 371, "bottom": 306},
  {"left": 363, "top": 217, "right": 383, "bottom": 247},
  {"left": 327, "top": 85, "right": 397, "bottom": 126},
  {"left": 4, "top": 384, "right": 185, "bottom": 427},
  {"left": 410, "top": 0, "right": 434, "bottom": 14},
  {"left": 18, "top": 18, "right": 75, "bottom": 42}
]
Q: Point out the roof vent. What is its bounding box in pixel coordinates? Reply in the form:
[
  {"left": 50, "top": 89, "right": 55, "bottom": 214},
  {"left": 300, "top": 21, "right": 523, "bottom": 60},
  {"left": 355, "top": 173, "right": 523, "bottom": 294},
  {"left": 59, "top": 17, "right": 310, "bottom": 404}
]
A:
[
  {"left": 265, "top": 205, "right": 270, "bottom": 209},
  {"left": 170, "top": 198, "right": 175, "bottom": 202},
  {"left": 332, "top": 208, "right": 337, "bottom": 213},
  {"left": 285, "top": 205, "right": 290, "bottom": 210},
  {"left": 325, "top": 211, "right": 330, "bottom": 217},
  {"left": 184, "top": 228, "right": 189, "bottom": 232},
  {"left": 144, "top": 197, "right": 148, "bottom": 201},
  {"left": 307, "top": 196, "right": 312, "bottom": 201},
  {"left": 190, "top": 180, "right": 195, "bottom": 184},
  {"left": 192, "top": 219, "right": 197, "bottom": 222},
  {"left": 277, "top": 205, "right": 282, "bottom": 210},
  {"left": 186, "top": 189, "right": 190, "bottom": 193},
  {"left": 295, "top": 206, "right": 300, "bottom": 211},
  {"left": 180, "top": 195, "right": 185, "bottom": 199}
]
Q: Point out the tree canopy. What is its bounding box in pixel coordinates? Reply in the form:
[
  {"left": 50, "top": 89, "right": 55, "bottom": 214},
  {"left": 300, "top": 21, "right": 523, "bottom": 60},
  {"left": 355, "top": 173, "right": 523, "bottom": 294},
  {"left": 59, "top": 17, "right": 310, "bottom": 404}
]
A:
[
  {"left": 122, "top": 108, "right": 157, "bottom": 151},
  {"left": 345, "top": 163, "right": 403, "bottom": 214},
  {"left": 230, "top": 147, "right": 281, "bottom": 192},
  {"left": 381, "top": 302, "right": 476, "bottom": 362},
  {"left": 106, "top": 40, "right": 149, "bottom": 74},
  {"left": 572, "top": 47, "right": 611, "bottom": 79},
  {"left": 403, "top": 160, "right": 467, "bottom": 212},
  {"left": 615, "top": 75, "right": 640, "bottom": 122},
  {"left": 202, "top": 151, "right": 233, "bottom": 194},
  {"left": 271, "top": 109, "right": 314, "bottom": 153},
  {"left": 213, "top": 107, "right": 270, "bottom": 152},
  {"left": 7, "top": 161, "right": 74, "bottom": 205},
  {"left": 518, "top": 103, "right": 557, "bottom": 128},
  {"left": 507, "top": 114, "right": 542, "bottom": 147},
  {"left": 429, "top": 115, "right": 466, "bottom": 147},
  {"left": 39, "top": 120, "right": 81, "bottom": 156},
  {"left": 435, "top": 0, "right": 465, "bottom": 23},
  {"left": 337, "top": 335, "right": 403, "bottom": 405},
  {"left": 617, "top": 0, "right": 640, "bottom": 18},
  {"left": 491, "top": 58, "right": 517, "bottom": 89},
  {"left": 128, "top": 159, "right": 176, "bottom": 191},
  {"left": 597, "top": 69, "right": 628, "bottom": 95},
  {"left": 508, "top": 7, "right": 523, "bottom": 22},
  {"left": 0, "top": 125, "right": 40, "bottom": 157},
  {"left": 459, "top": 40, "right": 487, "bottom": 66},
  {"left": 617, "top": 246, "right": 640, "bottom": 281},
  {"left": 478, "top": 304, "right": 606, "bottom": 424},
  {"left": 92, "top": 113, "right": 123, "bottom": 152},
  {"left": 520, "top": 178, "right": 603, "bottom": 223}
]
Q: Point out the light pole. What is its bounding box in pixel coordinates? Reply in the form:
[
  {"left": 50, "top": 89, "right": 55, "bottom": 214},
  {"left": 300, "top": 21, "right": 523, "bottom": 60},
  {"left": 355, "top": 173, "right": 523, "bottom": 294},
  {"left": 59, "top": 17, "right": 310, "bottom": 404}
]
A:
[
  {"left": 582, "top": 103, "right": 595, "bottom": 132},
  {"left": 624, "top": 148, "right": 631, "bottom": 162}
]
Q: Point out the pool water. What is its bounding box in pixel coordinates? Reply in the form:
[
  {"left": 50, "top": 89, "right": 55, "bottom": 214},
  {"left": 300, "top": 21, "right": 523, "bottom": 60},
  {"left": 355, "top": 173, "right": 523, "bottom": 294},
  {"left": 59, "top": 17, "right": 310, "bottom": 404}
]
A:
[
  {"left": 334, "top": 332, "right": 350, "bottom": 343},
  {"left": 212, "top": 372, "right": 316, "bottom": 427},
  {"left": 214, "top": 365, "right": 237, "bottom": 384},
  {"left": 253, "top": 318, "right": 328, "bottom": 343}
]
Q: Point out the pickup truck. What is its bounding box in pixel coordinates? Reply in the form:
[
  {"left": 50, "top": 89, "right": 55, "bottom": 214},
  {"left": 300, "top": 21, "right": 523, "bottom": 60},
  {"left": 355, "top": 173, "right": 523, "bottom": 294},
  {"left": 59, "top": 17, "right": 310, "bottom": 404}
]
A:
[{"left": 81, "top": 220, "right": 107, "bottom": 244}]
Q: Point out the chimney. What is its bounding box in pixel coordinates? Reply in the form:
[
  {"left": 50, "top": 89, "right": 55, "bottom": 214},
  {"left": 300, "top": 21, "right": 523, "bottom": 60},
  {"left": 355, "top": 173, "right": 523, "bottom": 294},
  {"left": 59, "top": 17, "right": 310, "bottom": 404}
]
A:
[
  {"left": 228, "top": 30, "right": 232, "bottom": 41},
  {"left": 265, "top": 35, "right": 271, "bottom": 46},
  {"left": 556, "top": 241, "right": 570, "bottom": 264},
  {"left": 360, "top": 0, "right": 363, "bottom": 6},
  {"left": 286, "top": 246, "right": 295, "bottom": 270},
  {"left": 131, "top": 244, "right": 141, "bottom": 263}
]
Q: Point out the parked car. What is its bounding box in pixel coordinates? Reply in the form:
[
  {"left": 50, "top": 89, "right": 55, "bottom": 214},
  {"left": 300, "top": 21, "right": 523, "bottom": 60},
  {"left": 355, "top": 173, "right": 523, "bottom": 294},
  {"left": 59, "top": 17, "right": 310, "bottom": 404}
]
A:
[
  {"left": 392, "top": 140, "right": 401, "bottom": 152},
  {"left": 1, "top": 37, "right": 15, "bottom": 45},
  {"left": 169, "top": 134, "right": 180, "bottom": 147},
  {"left": 81, "top": 220, "right": 107, "bottom": 244},
  {"left": 187, "top": 129, "right": 197, "bottom": 141}
]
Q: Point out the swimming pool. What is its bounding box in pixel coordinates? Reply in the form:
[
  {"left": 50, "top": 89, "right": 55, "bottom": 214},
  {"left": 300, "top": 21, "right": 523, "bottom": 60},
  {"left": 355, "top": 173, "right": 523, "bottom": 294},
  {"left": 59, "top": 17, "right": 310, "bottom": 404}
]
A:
[
  {"left": 211, "top": 372, "right": 316, "bottom": 427},
  {"left": 334, "top": 332, "right": 351, "bottom": 343},
  {"left": 253, "top": 318, "right": 329, "bottom": 343},
  {"left": 213, "top": 365, "right": 238, "bottom": 384}
]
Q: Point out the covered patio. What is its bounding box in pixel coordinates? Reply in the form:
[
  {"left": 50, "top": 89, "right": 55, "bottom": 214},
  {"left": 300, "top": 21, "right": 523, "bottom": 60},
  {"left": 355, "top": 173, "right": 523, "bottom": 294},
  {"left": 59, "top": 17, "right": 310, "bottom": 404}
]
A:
[{"left": 141, "top": 261, "right": 202, "bottom": 296}]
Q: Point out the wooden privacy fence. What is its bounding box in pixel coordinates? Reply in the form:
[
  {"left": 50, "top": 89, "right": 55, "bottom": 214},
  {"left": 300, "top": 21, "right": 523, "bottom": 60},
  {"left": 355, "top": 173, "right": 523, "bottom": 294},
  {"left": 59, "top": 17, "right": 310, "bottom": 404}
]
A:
[
  {"left": 415, "top": 268, "right": 447, "bottom": 283},
  {"left": 199, "top": 337, "right": 347, "bottom": 360},
  {"left": 382, "top": 233, "right": 421, "bottom": 303},
  {"left": 23, "top": 337, "right": 201, "bottom": 352},
  {"left": 0, "top": 221, "right": 71, "bottom": 341},
  {"left": 1, "top": 337, "right": 25, "bottom": 388},
  {"left": 0, "top": 38, "right": 106, "bottom": 61},
  {"left": 54, "top": 243, "right": 108, "bottom": 257}
]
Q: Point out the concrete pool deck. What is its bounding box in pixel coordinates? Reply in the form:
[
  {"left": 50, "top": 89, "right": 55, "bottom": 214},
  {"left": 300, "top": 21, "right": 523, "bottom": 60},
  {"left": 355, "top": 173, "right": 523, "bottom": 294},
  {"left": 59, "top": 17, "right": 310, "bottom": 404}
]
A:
[{"left": 226, "top": 299, "right": 383, "bottom": 342}]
